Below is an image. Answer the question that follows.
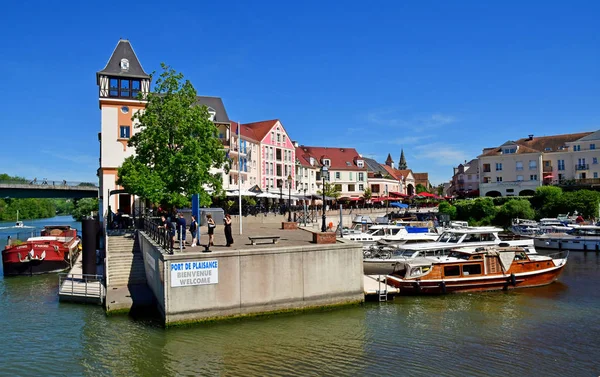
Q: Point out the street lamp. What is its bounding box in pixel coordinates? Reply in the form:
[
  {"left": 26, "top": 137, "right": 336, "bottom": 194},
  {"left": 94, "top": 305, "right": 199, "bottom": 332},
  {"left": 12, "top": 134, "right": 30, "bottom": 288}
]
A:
[
  {"left": 320, "top": 165, "right": 328, "bottom": 232},
  {"left": 287, "top": 175, "right": 293, "bottom": 222}
]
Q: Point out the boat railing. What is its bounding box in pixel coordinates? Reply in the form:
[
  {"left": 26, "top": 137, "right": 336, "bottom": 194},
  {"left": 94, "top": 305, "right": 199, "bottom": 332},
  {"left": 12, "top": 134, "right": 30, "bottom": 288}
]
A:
[
  {"left": 546, "top": 250, "right": 570, "bottom": 262},
  {"left": 58, "top": 273, "right": 105, "bottom": 304}
]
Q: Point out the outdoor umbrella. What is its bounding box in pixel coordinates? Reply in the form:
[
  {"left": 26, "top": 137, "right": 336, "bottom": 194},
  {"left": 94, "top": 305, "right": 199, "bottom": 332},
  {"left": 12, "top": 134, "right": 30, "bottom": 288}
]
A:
[{"left": 390, "top": 202, "right": 409, "bottom": 209}]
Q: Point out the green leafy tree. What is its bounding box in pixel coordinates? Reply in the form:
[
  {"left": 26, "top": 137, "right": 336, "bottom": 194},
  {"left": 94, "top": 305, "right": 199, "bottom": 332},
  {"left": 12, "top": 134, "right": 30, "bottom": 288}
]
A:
[
  {"left": 363, "top": 187, "right": 372, "bottom": 201},
  {"left": 415, "top": 183, "right": 428, "bottom": 194},
  {"left": 317, "top": 182, "right": 341, "bottom": 199},
  {"left": 561, "top": 190, "right": 600, "bottom": 219},
  {"left": 118, "top": 64, "right": 226, "bottom": 210},
  {"left": 437, "top": 201, "right": 457, "bottom": 219},
  {"left": 72, "top": 198, "right": 99, "bottom": 221},
  {"left": 530, "top": 186, "right": 564, "bottom": 218},
  {"left": 494, "top": 199, "right": 535, "bottom": 227}
]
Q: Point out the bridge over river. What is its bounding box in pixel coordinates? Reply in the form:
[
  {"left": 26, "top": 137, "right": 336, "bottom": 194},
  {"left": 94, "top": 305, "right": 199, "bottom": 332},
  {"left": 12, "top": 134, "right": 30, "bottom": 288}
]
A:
[{"left": 0, "top": 179, "right": 98, "bottom": 199}]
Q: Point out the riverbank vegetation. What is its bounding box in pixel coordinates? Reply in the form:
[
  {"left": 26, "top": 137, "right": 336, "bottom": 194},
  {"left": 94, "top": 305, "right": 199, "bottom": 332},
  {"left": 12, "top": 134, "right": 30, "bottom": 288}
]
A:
[{"left": 438, "top": 187, "right": 600, "bottom": 227}]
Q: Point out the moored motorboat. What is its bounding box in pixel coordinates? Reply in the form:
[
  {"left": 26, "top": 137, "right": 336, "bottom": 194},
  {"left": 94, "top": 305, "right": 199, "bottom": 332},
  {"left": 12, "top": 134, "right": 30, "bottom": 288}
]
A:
[
  {"left": 386, "top": 246, "right": 568, "bottom": 294},
  {"left": 2, "top": 225, "right": 80, "bottom": 276},
  {"left": 534, "top": 225, "right": 600, "bottom": 251}
]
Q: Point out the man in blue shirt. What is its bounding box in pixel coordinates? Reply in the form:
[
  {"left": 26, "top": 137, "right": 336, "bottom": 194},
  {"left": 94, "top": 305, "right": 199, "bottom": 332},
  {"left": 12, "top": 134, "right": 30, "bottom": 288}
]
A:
[{"left": 176, "top": 213, "right": 187, "bottom": 248}]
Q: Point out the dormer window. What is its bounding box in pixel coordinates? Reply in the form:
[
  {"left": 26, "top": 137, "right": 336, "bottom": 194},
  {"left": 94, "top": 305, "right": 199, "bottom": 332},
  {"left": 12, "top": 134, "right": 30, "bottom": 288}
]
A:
[
  {"left": 310, "top": 157, "right": 315, "bottom": 166},
  {"left": 207, "top": 107, "right": 216, "bottom": 121},
  {"left": 357, "top": 160, "right": 364, "bottom": 168},
  {"left": 322, "top": 159, "right": 330, "bottom": 166},
  {"left": 120, "top": 58, "right": 130, "bottom": 71},
  {"left": 503, "top": 147, "right": 517, "bottom": 154}
]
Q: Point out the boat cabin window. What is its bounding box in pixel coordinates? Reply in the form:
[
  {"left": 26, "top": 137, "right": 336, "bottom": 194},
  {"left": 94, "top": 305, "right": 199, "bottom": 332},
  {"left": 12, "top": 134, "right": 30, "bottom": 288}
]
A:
[
  {"left": 409, "top": 266, "right": 431, "bottom": 277},
  {"left": 438, "top": 232, "right": 462, "bottom": 243},
  {"left": 462, "top": 264, "right": 482, "bottom": 276},
  {"left": 448, "top": 251, "right": 471, "bottom": 260},
  {"left": 514, "top": 252, "right": 528, "bottom": 261},
  {"left": 371, "top": 229, "right": 386, "bottom": 236},
  {"left": 444, "top": 265, "right": 461, "bottom": 277},
  {"left": 390, "top": 228, "right": 401, "bottom": 235}
]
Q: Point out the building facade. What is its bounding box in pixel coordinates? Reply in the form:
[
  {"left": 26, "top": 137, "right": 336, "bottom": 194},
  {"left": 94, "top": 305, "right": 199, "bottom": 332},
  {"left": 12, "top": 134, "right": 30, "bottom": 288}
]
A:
[
  {"left": 227, "top": 122, "right": 260, "bottom": 190},
  {"left": 450, "top": 159, "right": 479, "bottom": 196},
  {"left": 478, "top": 132, "right": 599, "bottom": 197}
]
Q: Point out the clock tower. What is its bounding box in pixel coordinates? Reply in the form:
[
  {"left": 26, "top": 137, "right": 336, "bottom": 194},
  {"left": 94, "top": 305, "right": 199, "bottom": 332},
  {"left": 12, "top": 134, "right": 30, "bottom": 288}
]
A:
[{"left": 96, "top": 40, "right": 150, "bottom": 220}]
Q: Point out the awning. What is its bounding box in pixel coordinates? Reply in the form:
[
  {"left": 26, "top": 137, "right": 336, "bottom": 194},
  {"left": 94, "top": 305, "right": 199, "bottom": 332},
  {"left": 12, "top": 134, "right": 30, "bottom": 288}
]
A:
[
  {"left": 389, "top": 191, "right": 408, "bottom": 197},
  {"left": 390, "top": 202, "right": 409, "bottom": 208},
  {"left": 544, "top": 174, "right": 553, "bottom": 179},
  {"left": 339, "top": 197, "right": 362, "bottom": 201},
  {"left": 256, "top": 192, "right": 280, "bottom": 198}
]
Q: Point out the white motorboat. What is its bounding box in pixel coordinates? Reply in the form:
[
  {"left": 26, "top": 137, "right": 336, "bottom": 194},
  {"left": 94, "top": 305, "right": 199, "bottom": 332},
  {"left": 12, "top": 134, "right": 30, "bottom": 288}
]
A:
[
  {"left": 343, "top": 224, "right": 439, "bottom": 245},
  {"left": 534, "top": 225, "right": 600, "bottom": 251},
  {"left": 363, "top": 226, "right": 535, "bottom": 275}
]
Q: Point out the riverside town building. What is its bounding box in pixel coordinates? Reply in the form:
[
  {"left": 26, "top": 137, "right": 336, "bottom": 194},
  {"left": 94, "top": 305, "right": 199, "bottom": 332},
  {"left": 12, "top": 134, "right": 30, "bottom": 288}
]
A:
[{"left": 96, "top": 39, "right": 433, "bottom": 218}]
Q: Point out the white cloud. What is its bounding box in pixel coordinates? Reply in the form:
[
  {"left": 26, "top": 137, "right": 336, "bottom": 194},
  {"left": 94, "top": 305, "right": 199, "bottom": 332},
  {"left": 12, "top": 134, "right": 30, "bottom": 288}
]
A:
[
  {"left": 413, "top": 143, "right": 469, "bottom": 167},
  {"left": 366, "top": 109, "right": 458, "bottom": 130}
]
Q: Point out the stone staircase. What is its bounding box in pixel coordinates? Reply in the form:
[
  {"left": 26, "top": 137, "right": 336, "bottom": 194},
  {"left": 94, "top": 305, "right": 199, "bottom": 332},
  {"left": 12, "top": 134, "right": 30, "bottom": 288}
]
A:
[{"left": 106, "top": 234, "right": 146, "bottom": 287}]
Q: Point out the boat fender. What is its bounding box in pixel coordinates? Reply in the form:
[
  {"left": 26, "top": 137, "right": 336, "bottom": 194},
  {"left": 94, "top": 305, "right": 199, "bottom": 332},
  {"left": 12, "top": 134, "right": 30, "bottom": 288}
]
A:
[
  {"left": 510, "top": 273, "right": 517, "bottom": 286},
  {"left": 440, "top": 281, "right": 447, "bottom": 294},
  {"left": 558, "top": 242, "right": 562, "bottom": 250}
]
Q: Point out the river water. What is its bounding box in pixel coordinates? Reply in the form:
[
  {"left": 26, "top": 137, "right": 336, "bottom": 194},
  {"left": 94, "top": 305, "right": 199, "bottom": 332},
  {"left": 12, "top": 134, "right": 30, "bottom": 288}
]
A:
[{"left": 1, "top": 217, "right": 599, "bottom": 376}]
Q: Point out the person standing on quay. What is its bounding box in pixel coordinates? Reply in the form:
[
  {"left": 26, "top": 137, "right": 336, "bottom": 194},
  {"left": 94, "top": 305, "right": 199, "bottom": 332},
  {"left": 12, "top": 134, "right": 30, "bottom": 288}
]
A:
[
  {"left": 224, "top": 214, "right": 234, "bottom": 247},
  {"left": 206, "top": 214, "right": 216, "bottom": 246},
  {"left": 176, "top": 213, "right": 186, "bottom": 249},
  {"left": 190, "top": 215, "right": 198, "bottom": 247}
]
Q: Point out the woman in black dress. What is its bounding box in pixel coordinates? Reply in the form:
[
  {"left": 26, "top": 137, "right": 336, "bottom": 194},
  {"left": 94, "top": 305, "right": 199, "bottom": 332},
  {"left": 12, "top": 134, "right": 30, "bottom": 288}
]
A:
[
  {"left": 224, "top": 214, "right": 234, "bottom": 247},
  {"left": 206, "top": 214, "right": 216, "bottom": 246}
]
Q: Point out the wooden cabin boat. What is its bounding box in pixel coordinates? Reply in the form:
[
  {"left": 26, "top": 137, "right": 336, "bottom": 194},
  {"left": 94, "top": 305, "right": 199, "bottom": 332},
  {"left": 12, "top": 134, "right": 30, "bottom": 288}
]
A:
[{"left": 386, "top": 247, "right": 568, "bottom": 294}]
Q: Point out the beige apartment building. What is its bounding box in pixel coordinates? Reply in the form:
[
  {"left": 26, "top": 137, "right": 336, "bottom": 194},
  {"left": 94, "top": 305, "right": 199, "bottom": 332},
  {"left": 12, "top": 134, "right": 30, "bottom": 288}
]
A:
[
  {"left": 478, "top": 131, "right": 600, "bottom": 197},
  {"left": 450, "top": 159, "right": 479, "bottom": 196}
]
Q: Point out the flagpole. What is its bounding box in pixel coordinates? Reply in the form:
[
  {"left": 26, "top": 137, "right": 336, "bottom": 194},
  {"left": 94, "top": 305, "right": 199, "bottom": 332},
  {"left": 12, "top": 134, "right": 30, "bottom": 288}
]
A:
[{"left": 238, "top": 121, "right": 243, "bottom": 235}]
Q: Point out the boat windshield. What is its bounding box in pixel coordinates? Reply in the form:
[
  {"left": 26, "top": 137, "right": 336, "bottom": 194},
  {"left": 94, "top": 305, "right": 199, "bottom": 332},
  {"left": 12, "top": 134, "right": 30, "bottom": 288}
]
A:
[
  {"left": 437, "top": 232, "right": 462, "bottom": 243},
  {"left": 447, "top": 251, "right": 471, "bottom": 260}
]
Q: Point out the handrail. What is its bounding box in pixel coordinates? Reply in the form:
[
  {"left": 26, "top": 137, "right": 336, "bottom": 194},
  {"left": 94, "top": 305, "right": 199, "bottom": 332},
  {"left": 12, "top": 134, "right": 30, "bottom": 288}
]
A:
[
  {"left": 58, "top": 273, "right": 105, "bottom": 303},
  {"left": 141, "top": 217, "right": 174, "bottom": 254}
]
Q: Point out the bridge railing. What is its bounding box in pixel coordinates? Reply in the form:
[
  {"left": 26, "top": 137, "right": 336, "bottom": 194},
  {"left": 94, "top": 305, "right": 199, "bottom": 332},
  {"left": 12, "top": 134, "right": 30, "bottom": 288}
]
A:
[
  {"left": 0, "top": 179, "right": 98, "bottom": 188},
  {"left": 140, "top": 217, "right": 174, "bottom": 254}
]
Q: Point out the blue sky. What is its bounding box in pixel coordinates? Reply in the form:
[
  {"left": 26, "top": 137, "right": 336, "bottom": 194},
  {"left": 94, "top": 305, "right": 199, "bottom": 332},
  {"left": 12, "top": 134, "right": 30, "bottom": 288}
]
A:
[{"left": 0, "top": 1, "right": 598, "bottom": 185}]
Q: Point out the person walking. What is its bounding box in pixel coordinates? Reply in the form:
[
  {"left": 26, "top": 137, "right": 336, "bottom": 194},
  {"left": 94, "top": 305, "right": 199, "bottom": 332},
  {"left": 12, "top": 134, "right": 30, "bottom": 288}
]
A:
[
  {"left": 190, "top": 215, "right": 198, "bottom": 247},
  {"left": 206, "top": 214, "right": 216, "bottom": 246},
  {"left": 176, "top": 213, "right": 187, "bottom": 249},
  {"left": 224, "top": 214, "right": 234, "bottom": 247}
]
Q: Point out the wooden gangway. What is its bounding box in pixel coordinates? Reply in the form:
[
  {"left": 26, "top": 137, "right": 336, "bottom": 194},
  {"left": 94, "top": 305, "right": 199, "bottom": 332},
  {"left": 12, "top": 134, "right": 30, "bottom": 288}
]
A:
[{"left": 58, "top": 253, "right": 105, "bottom": 304}]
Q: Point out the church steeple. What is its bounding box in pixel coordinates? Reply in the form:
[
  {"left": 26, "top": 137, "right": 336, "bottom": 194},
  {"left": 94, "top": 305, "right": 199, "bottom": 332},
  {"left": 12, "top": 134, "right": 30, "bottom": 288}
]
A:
[
  {"left": 398, "top": 149, "right": 407, "bottom": 170},
  {"left": 385, "top": 153, "right": 394, "bottom": 168}
]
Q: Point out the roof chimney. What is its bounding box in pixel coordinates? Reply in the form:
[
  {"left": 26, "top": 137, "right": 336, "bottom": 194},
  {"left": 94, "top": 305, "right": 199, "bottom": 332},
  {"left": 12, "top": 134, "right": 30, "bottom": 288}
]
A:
[
  {"left": 293, "top": 140, "right": 299, "bottom": 147},
  {"left": 528, "top": 134, "right": 534, "bottom": 140}
]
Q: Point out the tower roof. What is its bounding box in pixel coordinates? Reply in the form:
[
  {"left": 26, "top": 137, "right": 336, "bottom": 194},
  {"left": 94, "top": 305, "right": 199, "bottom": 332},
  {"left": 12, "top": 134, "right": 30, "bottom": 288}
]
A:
[
  {"left": 97, "top": 39, "right": 150, "bottom": 82},
  {"left": 398, "top": 149, "right": 407, "bottom": 170}
]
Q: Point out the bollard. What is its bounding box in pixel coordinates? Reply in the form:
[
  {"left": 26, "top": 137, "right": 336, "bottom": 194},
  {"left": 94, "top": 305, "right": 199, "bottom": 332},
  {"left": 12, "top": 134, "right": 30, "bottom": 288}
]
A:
[{"left": 293, "top": 212, "right": 297, "bottom": 222}]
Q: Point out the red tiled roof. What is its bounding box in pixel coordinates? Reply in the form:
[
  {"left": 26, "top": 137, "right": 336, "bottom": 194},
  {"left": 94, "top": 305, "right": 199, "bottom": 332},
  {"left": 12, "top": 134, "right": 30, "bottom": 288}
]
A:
[
  {"left": 295, "top": 146, "right": 315, "bottom": 167},
  {"left": 381, "top": 166, "right": 412, "bottom": 180},
  {"left": 296, "top": 146, "right": 367, "bottom": 171},
  {"left": 230, "top": 121, "right": 259, "bottom": 143},
  {"left": 480, "top": 132, "right": 593, "bottom": 157},
  {"left": 242, "top": 119, "right": 280, "bottom": 141}
]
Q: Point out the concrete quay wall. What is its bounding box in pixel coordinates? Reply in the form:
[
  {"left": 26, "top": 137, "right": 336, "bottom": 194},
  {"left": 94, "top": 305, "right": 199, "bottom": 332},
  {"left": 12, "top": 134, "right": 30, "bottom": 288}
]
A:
[{"left": 138, "top": 232, "right": 364, "bottom": 326}]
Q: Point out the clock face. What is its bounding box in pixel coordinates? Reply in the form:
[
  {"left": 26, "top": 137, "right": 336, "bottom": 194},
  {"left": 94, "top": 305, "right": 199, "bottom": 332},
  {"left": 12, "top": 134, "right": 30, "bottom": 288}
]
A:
[{"left": 120, "top": 58, "right": 129, "bottom": 71}]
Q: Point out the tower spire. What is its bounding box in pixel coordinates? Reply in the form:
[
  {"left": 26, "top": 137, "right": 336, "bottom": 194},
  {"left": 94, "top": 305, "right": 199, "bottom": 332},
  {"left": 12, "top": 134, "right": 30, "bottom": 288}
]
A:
[
  {"left": 399, "top": 149, "right": 407, "bottom": 170},
  {"left": 385, "top": 153, "right": 394, "bottom": 168}
]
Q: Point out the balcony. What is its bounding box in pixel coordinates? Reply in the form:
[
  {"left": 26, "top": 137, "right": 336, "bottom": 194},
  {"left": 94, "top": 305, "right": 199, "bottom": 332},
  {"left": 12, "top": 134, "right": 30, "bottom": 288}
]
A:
[
  {"left": 480, "top": 180, "right": 540, "bottom": 190},
  {"left": 230, "top": 146, "right": 247, "bottom": 155},
  {"left": 575, "top": 164, "right": 589, "bottom": 171},
  {"left": 543, "top": 166, "right": 552, "bottom": 172}
]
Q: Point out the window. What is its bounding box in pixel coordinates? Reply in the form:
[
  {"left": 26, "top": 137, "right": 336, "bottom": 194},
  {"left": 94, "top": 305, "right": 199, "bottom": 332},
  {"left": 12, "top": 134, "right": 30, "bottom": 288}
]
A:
[
  {"left": 558, "top": 173, "right": 564, "bottom": 181},
  {"left": 349, "top": 172, "right": 353, "bottom": 180},
  {"left": 516, "top": 161, "right": 523, "bottom": 171},
  {"left": 483, "top": 177, "right": 491, "bottom": 183},
  {"left": 544, "top": 147, "right": 552, "bottom": 151},
  {"left": 131, "top": 80, "right": 140, "bottom": 97},
  {"left": 530, "top": 175, "right": 538, "bottom": 181},
  {"left": 277, "top": 133, "right": 281, "bottom": 142},
  {"left": 120, "top": 106, "right": 129, "bottom": 114},
  {"left": 276, "top": 149, "right": 282, "bottom": 161},
  {"left": 574, "top": 145, "right": 581, "bottom": 151},
  {"left": 591, "top": 144, "right": 596, "bottom": 150},
  {"left": 444, "top": 265, "right": 460, "bottom": 277},
  {"left": 462, "top": 264, "right": 482, "bottom": 276},
  {"left": 348, "top": 184, "right": 356, "bottom": 192},
  {"left": 119, "top": 126, "right": 130, "bottom": 139},
  {"left": 503, "top": 148, "right": 516, "bottom": 154},
  {"left": 271, "top": 131, "right": 274, "bottom": 143},
  {"left": 358, "top": 172, "right": 364, "bottom": 181},
  {"left": 517, "top": 175, "right": 523, "bottom": 181},
  {"left": 334, "top": 184, "right": 342, "bottom": 191},
  {"left": 507, "top": 188, "right": 514, "bottom": 193},
  {"left": 529, "top": 160, "right": 537, "bottom": 170},
  {"left": 120, "top": 80, "right": 130, "bottom": 97},
  {"left": 483, "top": 164, "right": 491, "bottom": 173},
  {"left": 109, "top": 78, "right": 141, "bottom": 98},
  {"left": 357, "top": 160, "right": 364, "bottom": 168},
  {"left": 109, "top": 78, "right": 119, "bottom": 96},
  {"left": 496, "top": 177, "right": 502, "bottom": 182},
  {"left": 558, "top": 160, "right": 565, "bottom": 171},
  {"left": 594, "top": 172, "right": 598, "bottom": 179},
  {"left": 495, "top": 163, "right": 502, "bottom": 171},
  {"left": 359, "top": 184, "right": 364, "bottom": 191},
  {"left": 335, "top": 172, "right": 341, "bottom": 179},
  {"left": 594, "top": 158, "right": 598, "bottom": 165},
  {"left": 283, "top": 135, "right": 286, "bottom": 144},
  {"left": 467, "top": 174, "right": 471, "bottom": 180},
  {"left": 323, "top": 159, "right": 330, "bottom": 166}
]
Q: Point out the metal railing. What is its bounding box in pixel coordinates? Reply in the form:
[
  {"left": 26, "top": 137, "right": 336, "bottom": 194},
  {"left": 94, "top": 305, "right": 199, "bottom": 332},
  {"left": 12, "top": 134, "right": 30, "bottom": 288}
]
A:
[
  {"left": 575, "top": 164, "right": 590, "bottom": 171},
  {"left": 58, "top": 273, "right": 105, "bottom": 304},
  {"left": 141, "top": 217, "right": 174, "bottom": 254},
  {"left": 0, "top": 179, "right": 98, "bottom": 188}
]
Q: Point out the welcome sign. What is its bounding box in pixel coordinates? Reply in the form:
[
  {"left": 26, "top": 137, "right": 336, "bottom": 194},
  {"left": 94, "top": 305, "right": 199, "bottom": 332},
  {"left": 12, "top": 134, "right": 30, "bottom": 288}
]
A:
[{"left": 170, "top": 260, "right": 219, "bottom": 287}]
